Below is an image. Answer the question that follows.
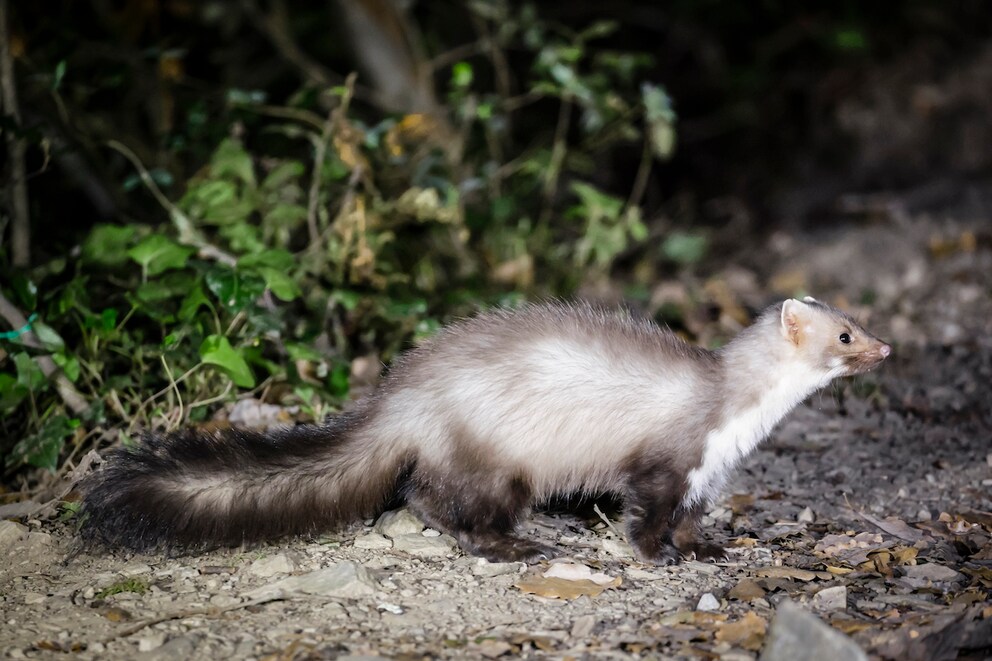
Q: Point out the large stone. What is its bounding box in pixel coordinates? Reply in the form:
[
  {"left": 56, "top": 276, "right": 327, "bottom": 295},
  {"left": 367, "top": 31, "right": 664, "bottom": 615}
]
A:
[
  {"left": 811, "top": 585, "right": 847, "bottom": 611},
  {"left": 0, "top": 520, "right": 27, "bottom": 550},
  {"left": 374, "top": 509, "right": 424, "bottom": 538},
  {"left": 760, "top": 600, "right": 868, "bottom": 661},
  {"left": 248, "top": 561, "right": 378, "bottom": 599},
  {"left": 354, "top": 533, "right": 393, "bottom": 550},
  {"left": 247, "top": 553, "right": 297, "bottom": 578},
  {"left": 392, "top": 533, "right": 457, "bottom": 558}
]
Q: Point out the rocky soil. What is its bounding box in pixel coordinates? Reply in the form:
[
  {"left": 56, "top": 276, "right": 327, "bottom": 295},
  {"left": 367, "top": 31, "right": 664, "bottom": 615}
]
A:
[{"left": 2, "top": 211, "right": 991, "bottom": 660}]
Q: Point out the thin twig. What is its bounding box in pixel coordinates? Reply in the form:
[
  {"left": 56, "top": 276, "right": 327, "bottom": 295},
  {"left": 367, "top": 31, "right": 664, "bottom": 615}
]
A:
[
  {"left": 625, "top": 132, "right": 653, "bottom": 214},
  {"left": 106, "top": 139, "right": 237, "bottom": 267},
  {"left": 307, "top": 73, "right": 357, "bottom": 245},
  {"left": 160, "top": 355, "right": 184, "bottom": 430},
  {"left": 234, "top": 103, "right": 326, "bottom": 131},
  {"left": 240, "top": 0, "right": 336, "bottom": 88},
  {"left": 0, "top": 0, "right": 30, "bottom": 266},
  {"left": 98, "top": 594, "right": 286, "bottom": 645},
  {"left": 0, "top": 292, "right": 89, "bottom": 415},
  {"left": 540, "top": 95, "right": 572, "bottom": 225},
  {"left": 592, "top": 503, "right": 624, "bottom": 538},
  {"left": 429, "top": 40, "right": 489, "bottom": 71}
]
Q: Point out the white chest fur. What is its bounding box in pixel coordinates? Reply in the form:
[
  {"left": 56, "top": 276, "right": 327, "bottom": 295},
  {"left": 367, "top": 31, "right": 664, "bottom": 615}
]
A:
[{"left": 683, "top": 368, "right": 829, "bottom": 508}]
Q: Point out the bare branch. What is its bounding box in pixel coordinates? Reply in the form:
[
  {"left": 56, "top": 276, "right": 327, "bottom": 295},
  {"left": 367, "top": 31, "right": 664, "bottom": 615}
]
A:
[
  {"left": 0, "top": 292, "right": 89, "bottom": 415},
  {"left": 0, "top": 0, "right": 30, "bottom": 266}
]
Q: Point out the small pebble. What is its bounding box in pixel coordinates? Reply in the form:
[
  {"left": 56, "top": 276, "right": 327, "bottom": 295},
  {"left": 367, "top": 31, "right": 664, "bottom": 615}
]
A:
[{"left": 696, "top": 592, "right": 721, "bottom": 611}]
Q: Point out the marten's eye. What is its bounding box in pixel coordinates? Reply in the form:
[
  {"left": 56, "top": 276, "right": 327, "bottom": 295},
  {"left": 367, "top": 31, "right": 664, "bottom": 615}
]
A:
[{"left": 839, "top": 332, "right": 851, "bottom": 344}]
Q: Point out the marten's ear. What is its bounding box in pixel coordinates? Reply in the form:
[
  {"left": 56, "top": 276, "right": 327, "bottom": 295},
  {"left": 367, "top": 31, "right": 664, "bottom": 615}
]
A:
[
  {"left": 803, "top": 295, "right": 818, "bottom": 304},
  {"left": 780, "top": 299, "right": 807, "bottom": 345}
]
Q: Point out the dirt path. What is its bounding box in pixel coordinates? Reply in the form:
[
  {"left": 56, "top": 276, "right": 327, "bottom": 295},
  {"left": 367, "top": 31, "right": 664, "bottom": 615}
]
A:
[{"left": 2, "top": 213, "right": 990, "bottom": 660}]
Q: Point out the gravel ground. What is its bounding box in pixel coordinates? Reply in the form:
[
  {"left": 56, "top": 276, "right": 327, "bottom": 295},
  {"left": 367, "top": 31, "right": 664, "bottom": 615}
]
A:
[{"left": 2, "top": 212, "right": 990, "bottom": 660}]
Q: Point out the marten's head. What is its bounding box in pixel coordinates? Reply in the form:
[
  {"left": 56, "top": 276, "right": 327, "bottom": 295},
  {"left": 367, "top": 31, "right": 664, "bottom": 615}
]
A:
[{"left": 780, "top": 297, "right": 891, "bottom": 377}]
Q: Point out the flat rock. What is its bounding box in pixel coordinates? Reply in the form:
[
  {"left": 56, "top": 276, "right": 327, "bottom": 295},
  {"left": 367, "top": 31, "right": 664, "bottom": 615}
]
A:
[
  {"left": 0, "top": 521, "right": 28, "bottom": 550},
  {"left": 392, "top": 533, "right": 457, "bottom": 557},
  {"left": 760, "top": 600, "right": 868, "bottom": 661},
  {"left": 812, "top": 585, "right": 847, "bottom": 611},
  {"left": 0, "top": 501, "right": 43, "bottom": 519},
  {"left": 471, "top": 558, "right": 524, "bottom": 577},
  {"left": 374, "top": 509, "right": 424, "bottom": 538},
  {"left": 902, "top": 563, "right": 962, "bottom": 585},
  {"left": 601, "top": 537, "right": 633, "bottom": 558},
  {"left": 354, "top": 533, "right": 393, "bottom": 550},
  {"left": 248, "top": 553, "right": 297, "bottom": 578},
  {"left": 248, "top": 561, "right": 378, "bottom": 599}
]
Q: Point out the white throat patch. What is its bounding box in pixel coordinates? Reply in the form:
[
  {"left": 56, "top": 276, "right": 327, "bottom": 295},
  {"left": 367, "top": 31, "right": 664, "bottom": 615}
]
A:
[{"left": 683, "top": 367, "right": 830, "bottom": 508}]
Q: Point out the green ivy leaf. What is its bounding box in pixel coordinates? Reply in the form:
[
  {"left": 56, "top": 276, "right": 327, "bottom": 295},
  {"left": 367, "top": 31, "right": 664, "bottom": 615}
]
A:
[
  {"left": 127, "top": 235, "right": 195, "bottom": 277},
  {"left": 261, "top": 161, "right": 305, "bottom": 191},
  {"left": 210, "top": 138, "right": 256, "bottom": 187},
  {"left": 13, "top": 353, "right": 47, "bottom": 391},
  {"left": 29, "top": 321, "right": 65, "bottom": 352},
  {"left": 258, "top": 267, "right": 301, "bottom": 301},
  {"left": 178, "top": 284, "right": 211, "bottom": 321},
  {"left": 53, "top": 352, "right": 81, "bottom": 382},
  {"left": 0, "top": 373, "right": 28, "bottom": 414},
  {"left": 199, "top": 335, "right": 255, "bottom": 388},
  {"left": 205, "top": 268, "right": 266, "bottom": 312},
  {"left": 6, "top": 415, "right": 80, "bottom": 472},
  {"left": 642, "top": 83, "right": 677, "bottom": 160},
  {"left": 661, "top": 231, "right": 708, "bottom": 265},
  {"left": 83, "top": 224, "right": 136, "bottom": 266}
]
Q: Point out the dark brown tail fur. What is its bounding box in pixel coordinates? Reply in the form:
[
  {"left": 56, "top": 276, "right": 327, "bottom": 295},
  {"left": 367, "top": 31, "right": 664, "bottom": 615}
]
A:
[{"left": 78, "top": 411, "right": 410, "bottom": 552}]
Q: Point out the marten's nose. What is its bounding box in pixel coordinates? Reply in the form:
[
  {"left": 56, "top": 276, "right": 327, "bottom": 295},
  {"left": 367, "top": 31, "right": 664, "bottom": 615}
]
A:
[{"left": 879, "top": 344, "right": 891, "bottom": 358}]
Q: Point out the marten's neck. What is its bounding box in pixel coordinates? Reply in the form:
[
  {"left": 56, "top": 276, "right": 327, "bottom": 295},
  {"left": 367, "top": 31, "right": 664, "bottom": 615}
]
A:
[{"left": 682, "top": 314, "right": 833, "bottom": 508}]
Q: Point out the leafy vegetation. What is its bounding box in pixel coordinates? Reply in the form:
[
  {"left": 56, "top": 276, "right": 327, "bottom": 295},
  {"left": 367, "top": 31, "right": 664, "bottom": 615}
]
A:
[{"left": 0, "top": 3, "right": 683, "bottom": 488}]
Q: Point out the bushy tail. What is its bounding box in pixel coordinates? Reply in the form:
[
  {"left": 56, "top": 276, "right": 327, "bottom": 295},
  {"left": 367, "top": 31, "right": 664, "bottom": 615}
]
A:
[{"left": 79, "top": 411, "right": 410, "bottom": 552}]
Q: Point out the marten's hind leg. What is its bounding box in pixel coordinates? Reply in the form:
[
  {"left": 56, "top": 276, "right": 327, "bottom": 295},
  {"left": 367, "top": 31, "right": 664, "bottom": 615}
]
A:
[{"left": 404, "top": 466, "right": 556, "bottom": 563}]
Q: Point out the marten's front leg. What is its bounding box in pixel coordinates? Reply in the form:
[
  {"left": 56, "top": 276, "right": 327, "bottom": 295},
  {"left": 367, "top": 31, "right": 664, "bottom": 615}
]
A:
[
  {"left": 622, "top": 459, "right": 686, "bottom": 565},
  {"left": 672, "top": 504, "right": 728, "bottom": 561}
]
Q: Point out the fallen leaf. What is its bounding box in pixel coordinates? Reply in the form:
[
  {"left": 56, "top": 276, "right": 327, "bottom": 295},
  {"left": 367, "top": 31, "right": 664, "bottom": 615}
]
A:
[
  {"left": 728, "top": 493, "right": 755, "bottom": 513},
  {"left": 714, "top": 612, "right": 767, "bottom": 650},
  {"left": 727, "top": 579, "right": 766, "bottom": 601},
  {"left": 959, "top": 509, "right": 992, "bottom": 530},
  {"left": 102, "top": 607, "right": 131, "bottom": 622},
  {"left": 846, "top": 509, "right": 927, "bottom": 543},
  {"left": 542, "top": 563, "right": 619, "bottom": 586},
  {"left": 830, "top": 618, "right": 876, "bottom": 635},
  {"left": 732, "top": 536, "right": 759, "bottom": 547},
  {"left": 515, "top": 576, "right": 611, "bottom": 599},
  {"left": 824, "top": 565, "right": 854, "bottom": 576}
]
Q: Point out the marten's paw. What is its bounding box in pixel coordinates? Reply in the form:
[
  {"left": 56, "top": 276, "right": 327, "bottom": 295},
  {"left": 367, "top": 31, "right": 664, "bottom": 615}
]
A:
[
  {"left": 465, "top": 535, "right": 559, "bottom": 564},
  {"left": 685, "top": 541, "right": 730, "bottom": 562},
  {"left": 633, "top": 542, "right": 681, "bottom": 566}
]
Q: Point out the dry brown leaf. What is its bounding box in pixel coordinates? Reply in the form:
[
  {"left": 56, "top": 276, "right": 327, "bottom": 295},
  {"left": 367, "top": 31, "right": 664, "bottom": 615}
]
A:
[
  {"left": 727, "top": 578, "right": 766, "bottom": 601},
  {"left": 102, "top": 607, "right": 131, "bottom": 622},
  {"left": 824, "top": 565, "right": 854, "bottom": 576},
  {"left": 728, "top": 493, "right": 755, "bottom": 513},
  {"left": 893, "top": 546, "right": 920, "bottom": 565},
  {"left": 830, "top": 618, "right": 876, "bottom": 635},
  {"left": 959, "top": 509, "right": 992, "bottom": 529},
  {"left": 732, "top": 537, "right": 759, "bottom": 548},
  {"left": 714, "top": 612, "right": 767, "bottom": 651},
  {"left": 515, "top": 576, "right": 609, "bottom": 599}
]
